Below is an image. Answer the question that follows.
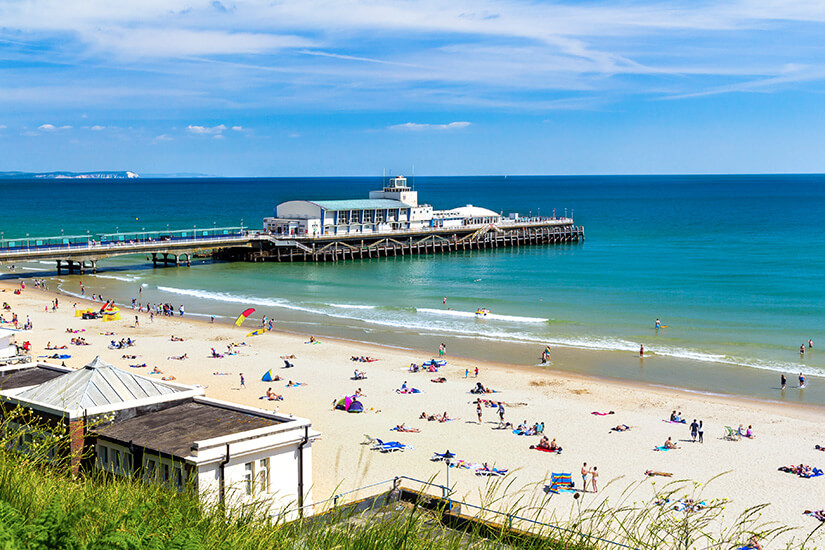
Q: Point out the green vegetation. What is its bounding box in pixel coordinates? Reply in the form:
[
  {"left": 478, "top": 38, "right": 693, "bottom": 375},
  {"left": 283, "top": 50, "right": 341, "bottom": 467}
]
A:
[{"left": 0, "top": 408, "right": 820, "bottom": 549}]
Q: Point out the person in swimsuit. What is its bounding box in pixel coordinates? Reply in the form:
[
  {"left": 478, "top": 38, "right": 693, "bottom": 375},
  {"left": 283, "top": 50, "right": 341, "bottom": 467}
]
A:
[
  {"left": 799, "top": 373, "right": 806, "bottom": 388},
  {"left": 640, "top": 344, "right": 645, "bottom": 357},
  {"left": 781, "top": 374, "right": 786, "bottom": 390},
  {"left": 581, "top": 462, "right": 589, "bottom": 492}
]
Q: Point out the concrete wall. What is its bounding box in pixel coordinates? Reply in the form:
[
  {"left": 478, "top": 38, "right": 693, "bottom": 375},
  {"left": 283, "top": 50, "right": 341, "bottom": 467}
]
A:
[{"left": 276, "top": 201, "right": 322, "bottom": 220}]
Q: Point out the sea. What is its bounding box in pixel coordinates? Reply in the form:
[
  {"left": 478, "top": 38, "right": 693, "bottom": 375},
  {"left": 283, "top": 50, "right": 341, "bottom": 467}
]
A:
[{"left": 2, "top": 175, "right": 824, "bottom": 403}]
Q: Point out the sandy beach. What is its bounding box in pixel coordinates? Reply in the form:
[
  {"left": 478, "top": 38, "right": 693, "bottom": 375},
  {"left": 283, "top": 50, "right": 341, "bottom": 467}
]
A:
[{"left": 3, "top": 279, "right": 824, "bottom": 546}]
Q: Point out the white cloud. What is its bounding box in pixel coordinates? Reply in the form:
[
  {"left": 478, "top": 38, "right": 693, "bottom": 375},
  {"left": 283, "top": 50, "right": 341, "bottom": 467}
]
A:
[
  {"left": 187, "top": 124, "right": 227, "bottom": 135},
  {"left": 153, "top": 134, "right": 173, "bottom": 141},
  {"left": 37, "top": 123, "right": 72, "bottom": 132},
  {"left": 213, "top": 134, "right": 225, "bottom": 139},
  {"left": 85, "top": 28, "right": 315, "bottom": 58},
  {"left": 0, "top": 125, "right": 6, "bottom": 130},
  {"left": 90, "top": 125, "right": 105, "bottom": 131},
  {"left": 388, "top": 121, "right": 471, "bottom": 131},
  {"left": 231, "top": 125, "right": 243, "bottom": 131}
]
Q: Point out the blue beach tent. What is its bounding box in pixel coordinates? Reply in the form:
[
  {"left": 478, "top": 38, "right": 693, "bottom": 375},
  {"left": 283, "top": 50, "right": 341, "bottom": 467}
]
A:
[{"left": 261, "top": 369, "right": 278, "bottom": 382}]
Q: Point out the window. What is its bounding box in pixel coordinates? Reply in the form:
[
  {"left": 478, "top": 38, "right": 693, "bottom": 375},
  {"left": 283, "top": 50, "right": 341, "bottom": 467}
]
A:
[
  {"left": 98, "top": 445, "right": 108, "bottom": 467},
  {"left": 244, "top": 462, "right": 254, "bottom": 495},
  {"left": 113, "top": 450, "right": 121, "bottom": 471},
  {"left": 124, "top": 453, "right": 133, "bottom": 473},
  {"left": 163, "top": 464, "right": 170, "bottom": 483},
  {"left": 258, "top": 458, "right": 269, "bottom": 494},
  {"left": 174, "top": 468, "right": 183, "bottom": 490},
  {"left": 145, "top": 459, "right": 156, "bottom": 481}
]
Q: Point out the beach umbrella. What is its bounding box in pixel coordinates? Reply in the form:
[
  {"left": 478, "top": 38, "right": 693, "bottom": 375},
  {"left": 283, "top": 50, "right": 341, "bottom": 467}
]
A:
[{"left": 235, "top": 308, "right": 255, "bottom": 327}]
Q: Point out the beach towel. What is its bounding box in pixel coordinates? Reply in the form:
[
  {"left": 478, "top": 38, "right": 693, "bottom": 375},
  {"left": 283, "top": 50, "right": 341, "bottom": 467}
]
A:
[
  {"left": 390, "top": 426, "right": 420, "bottom": 433},
  {"left": 286, "top": 382, "right": 305, "bottom": 387},
  {"left": 259, "top": 395, "right": 283, "bottom": 401},
  {"left": 531, "top": 446, "right": 561, "bottom": 454},
  {"left": 476, "top": 467, "right": 508, "bottom": 476},
  {"left": 663, "top": 419, "right": 686, "bottom": 424},
  {"left": 39, "top": 354, "right": 71, "bottom": 359},
  {"left": 654, "top": 446, "right": 674, "bottom": 451},
  {"left": 591, "top": 411, "right": 614, "bottom": 416}
]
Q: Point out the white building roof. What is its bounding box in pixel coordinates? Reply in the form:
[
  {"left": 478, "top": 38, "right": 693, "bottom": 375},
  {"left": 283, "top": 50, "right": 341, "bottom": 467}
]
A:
[
  {"left": 435, "top": 205, "right": 500, "bottom": 218},
  {"left": 14, "top": 356, "right": 185, "bottom": 412},
  {"left": 0, "top": 328, "right": 20, "bottom": 339}
]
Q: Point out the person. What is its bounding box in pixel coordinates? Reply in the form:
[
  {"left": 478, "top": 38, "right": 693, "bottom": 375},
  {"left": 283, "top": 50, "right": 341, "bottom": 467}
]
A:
[
  {"left": 664, "top": 437, "right": 678, "bottom": 449},
  {"left": 800, "top": 372, "right": 806, "bottom": 388},
  {"left": 781, "top": 373, "right": 786, "bottom": 390},
  {"left": 477, "top": 402, "right": 483, "bottom": 423},
  {"left": 590, "top": 466, "right": 599, "bottom": 492},
  {"left": 670, "top": 410, "right": 677, "bottom": 422},
  {"left": 498, "top": 402, "right": 505, "bottom": 424},
  {"left": 745, "top": 425, "right": 755, "bottom": 438},
  {"left": 581, "top": 462, "right": 589, "bottom": 492},
  {"left": 134, "top": 315, "right": 139, "bottom": 327},
  {"left": 640, "top": 344, "right": 644, "bottom": 357},
  {"left": 465, "top": 368, "right": 469, "bottom": 378},
  {"left": 697, "top": 420, "right": 704, "bottom": 444},
  {"left": 809, "top": 338, "right": 814, "bottom": 348},
  {"left": 211, "top": 315, "right": 215, "bottom": 323},
  {"left": 800, "top": 344, "right": 805, "bottom": 356},
  {"left": 309, "top": 336, "right": 316, "bottom": 343},
  {"left": 655, "top": 318, "right": 660, "bottom": 329},
  {"left": 474, "top": 366, "right": 479, "bottom": 377},
  {"left": 689, "top": 419, "right": 699, "bottom": 442},
  {"left": 737, "top": 424, "right": 746, "bottom": 436},
  {"left": 443, "top": 297, "right": 447, "bottom": 305},
  {"left": 745, "top": 536, "right": 763, "bottom": 550},
  {"left": 240, "top": 373, "right": 245, "bottom": 389}
]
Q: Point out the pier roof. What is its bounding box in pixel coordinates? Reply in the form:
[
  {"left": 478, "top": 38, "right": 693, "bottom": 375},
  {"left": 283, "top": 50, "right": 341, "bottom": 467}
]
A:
[{"left": 310, "top": 199, "right": 408, "bottom": 211}]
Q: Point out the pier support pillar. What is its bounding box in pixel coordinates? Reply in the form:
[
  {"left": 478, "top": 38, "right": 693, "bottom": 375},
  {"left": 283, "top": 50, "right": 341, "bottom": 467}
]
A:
[{"left": 56, "top": 260, "right": 63, "bottom": 275}]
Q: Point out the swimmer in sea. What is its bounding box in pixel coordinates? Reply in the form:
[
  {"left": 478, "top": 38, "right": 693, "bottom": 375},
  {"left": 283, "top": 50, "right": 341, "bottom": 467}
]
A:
[
  {"left": 655, "top": 318, "right": 660, "bottom": 329},
  {"left": 640, "top": 344, "right": 645, "bottom": 357},
  {"left": 799, "top": 372, "right": 806, "bottom": 388}
]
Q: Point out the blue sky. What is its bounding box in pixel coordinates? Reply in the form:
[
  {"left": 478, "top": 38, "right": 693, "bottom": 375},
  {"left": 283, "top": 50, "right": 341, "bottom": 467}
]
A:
[{"left": 1, "top": 0, "right": 825, "bottom": 176}]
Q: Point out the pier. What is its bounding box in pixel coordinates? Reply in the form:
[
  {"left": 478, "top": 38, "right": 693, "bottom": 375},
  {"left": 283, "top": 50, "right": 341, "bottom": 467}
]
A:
[
  {"left": 219, "top": 219, "right": 584, "bottom": 263},
  {"left": 0, "top": 219, "right": 583, "bottom": 271}
]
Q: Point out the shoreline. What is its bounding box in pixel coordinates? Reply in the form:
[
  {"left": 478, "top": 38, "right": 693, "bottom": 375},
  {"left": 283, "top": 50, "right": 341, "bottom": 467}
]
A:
[{"left": 15, "top": 274, "right": 825, "bottom": 416}]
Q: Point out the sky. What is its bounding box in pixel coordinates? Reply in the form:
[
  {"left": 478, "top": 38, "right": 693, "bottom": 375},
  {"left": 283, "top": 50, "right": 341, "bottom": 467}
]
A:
[{"left": 1, "top": 0, "right": 825, "bottom": 176}]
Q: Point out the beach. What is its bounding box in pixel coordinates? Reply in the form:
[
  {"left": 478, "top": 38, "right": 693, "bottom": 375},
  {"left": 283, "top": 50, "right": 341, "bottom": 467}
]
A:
[{"left": 3, "top": 279, "right": 823, "bottom": 546}]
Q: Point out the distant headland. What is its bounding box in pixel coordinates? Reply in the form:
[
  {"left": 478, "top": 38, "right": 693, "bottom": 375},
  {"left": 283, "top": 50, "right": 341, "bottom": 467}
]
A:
[{"left": 0, "top": 171, "right": 139, "bottom": 179}]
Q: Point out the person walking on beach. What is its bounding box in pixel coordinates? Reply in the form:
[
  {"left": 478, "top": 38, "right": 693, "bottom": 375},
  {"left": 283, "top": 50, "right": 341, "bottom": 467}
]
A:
[
  {"left": 781, "top": 374, "right": 786, "bottom": 390},
  {"left": 498, "top": 402, "right": 505, "bottom": 424},
  {"left": 590, "top": 466, "right": 599, "bottom": 492},
  {"left": 465, "top": 368, "right": 469, "bottom": 378},
  {"left": 240, "top": 373, "right": 246, "bottom": 389},
  {"left": 477, "top": 402, "right": 483, "bottom": 424},
  {"left": 474, "top": 366, "right": 479, "bottom": 377},
  {"left": 581, "top": 462, "right": 589, "bottom": 493},
  {"left": 697, "top": 420, "right": 704, "bottom": 443},
  {"left": 689, "top": 419, "right": 699, "bottom": 442},
  {"left": 134, "top": 315, "right": 139, "bottom": 328}
]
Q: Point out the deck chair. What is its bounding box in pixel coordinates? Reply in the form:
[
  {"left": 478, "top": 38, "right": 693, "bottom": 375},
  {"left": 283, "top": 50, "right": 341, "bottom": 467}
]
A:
[
  {"left": 724, "top": 426, "right": 741, "bottom": 441},
  {"left": 546, "top": 472, "right": 575, "bottom": 494},
  {"left": 475, "top": 467, "right": 508, "bottom": 476},
  {"left": 362, "top": 434, "right": 378, "bottom": 446},
  {"left": 373, "top": 439, "right": 411, "bottom": 452}
]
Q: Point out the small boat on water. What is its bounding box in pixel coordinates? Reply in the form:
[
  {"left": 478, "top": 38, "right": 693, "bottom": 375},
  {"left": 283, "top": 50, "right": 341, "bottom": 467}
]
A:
[{"left": 475, "top": 308, "right": 491, "bottom": 317}]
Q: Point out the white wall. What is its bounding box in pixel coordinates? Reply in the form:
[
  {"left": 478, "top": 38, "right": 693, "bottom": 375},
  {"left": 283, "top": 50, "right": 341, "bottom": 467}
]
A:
[{"left": 276, "top": 201, "right": 322, "bottom": 220}]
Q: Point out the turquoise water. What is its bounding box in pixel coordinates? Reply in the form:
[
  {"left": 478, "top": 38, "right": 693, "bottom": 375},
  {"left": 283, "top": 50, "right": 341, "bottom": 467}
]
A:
[{"left": 2, "top": 175, "right": 824, "bottom": 383}]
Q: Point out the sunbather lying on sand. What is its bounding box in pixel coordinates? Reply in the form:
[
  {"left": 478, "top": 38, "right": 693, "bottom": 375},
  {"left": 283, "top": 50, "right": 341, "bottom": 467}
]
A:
[
  {"left": 644, "top": 470, "right": 673, "bottom": 477},
  {"left": 122, "top": 354, "right": 137, "bottom": 359},
  {"left": 393, "top": 423, "right": 420, "bottom": 433},
  {"left": 213, "top": 372, "right": 231, "bottom": 376},
  {"left": 170, "top": 336, "right": 184, "bottom": 341},
  {"left": 611, "top": 424, "right": 631, "bottom": 432},
  {"left": 162, "top": 375, "right": 176, "bottom": 381},
  {"left": 169, "top": 354, "right": 188, "bottom": 360},
  {"left": 431, "top": 377, "right": 447, "bottom": 383},
  {"left": 592, "top": 411, "right": 615, "bottom": 416},
  {"left": 149, "top": 366, "right": 162, "bottom": 374},
  {"left": 280, "top": 354, "right": 296, "bottom": 359}
]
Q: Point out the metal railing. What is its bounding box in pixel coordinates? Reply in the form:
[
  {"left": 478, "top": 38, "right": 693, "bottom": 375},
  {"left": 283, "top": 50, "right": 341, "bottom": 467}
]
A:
[{"left": 289, "top": 474, "right": 637, "bottom": 549}]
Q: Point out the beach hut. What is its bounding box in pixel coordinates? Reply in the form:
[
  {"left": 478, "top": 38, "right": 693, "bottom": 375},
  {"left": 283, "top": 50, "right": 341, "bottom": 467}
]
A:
[
  {"left": 0, "top": 328, "right": 19, "bottom": 359},
  {"left": 261, "top": 369, "right": 278, "bottom": 382}
]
